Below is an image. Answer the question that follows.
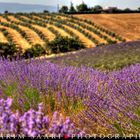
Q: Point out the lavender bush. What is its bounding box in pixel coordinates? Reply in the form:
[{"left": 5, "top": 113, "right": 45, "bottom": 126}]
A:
[
  {"left": 0, "top": 58, "right": 140, "bottom": 136},
  {"left": 0, "top": 97, "right": 85, "bottom": 137}
]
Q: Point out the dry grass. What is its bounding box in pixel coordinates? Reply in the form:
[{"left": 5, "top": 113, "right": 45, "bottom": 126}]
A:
[
  {"left": 63, "top": 24, "right": 95, "bottom": 48},
  {"left": 47, "top": 24, "right": 71, "bottom": 38},
  {"left": 0, "top": 31, "right": 8, "bottom": 43},
  {"left": 0, "top": 26, "right": 31, "bottom": 50},
  {"left": 8, "top": 16, "right": 22, "bottom": 23},
  {"left": 74, "top": 14, "right": 140, "bottom": 41},
  {"left": 0, "top": 16, "right": 9, "bottom": 23},
  {"left": 57, "top": 15, "right": 118, "bottom": 43},
  {"left": 18, "top": 25, "right": 45, "bottom": 45},
  {"left": 32, "top": 25, "right": 56, "bottom": 41}
]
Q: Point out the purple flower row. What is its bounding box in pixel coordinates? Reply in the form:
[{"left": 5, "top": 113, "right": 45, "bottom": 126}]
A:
[{"left": 0, "top": 58, "right": 140, "bottom": 135}]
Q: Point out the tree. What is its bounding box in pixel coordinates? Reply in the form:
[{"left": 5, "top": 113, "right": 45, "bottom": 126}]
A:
[
  {"left": 92, "top": 5, "right": 103, "bottom": 13},
  {"left": 69, "top": 2, "right": 76, "bottom": 13},
  {"left": 138, "top": 7, "right": 140, "bottom": 11},
  {"left": 43, "top": 10, "right": 49, "bottom": 13},
  {"left": 76, "top": 2, "right": 88, "bottom": 12},
  {"left": 124, "top": 8, "right": 132, "bottom": 12},
  {"left": 59, "top": 6, "right": 68, "bottom": 13},
  {"left": 4, "top": 10, "right": 9, "bottom": 14}
]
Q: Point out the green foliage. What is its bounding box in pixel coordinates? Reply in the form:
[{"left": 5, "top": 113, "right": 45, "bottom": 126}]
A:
[
  {"left": 131, "top": 120, "right": 140, "bottom": 129},
  {"left": 23, "top": 87, "right": 40, "bottom": 111},
  {"left": 1, "top": 83, "right": 17, "bottom": 97},
  {"left": 59, "top": 6, "right": 69, "bottom": 13},
  {"left": 69, "top": 2, "right": 76, "bottom": 13},
  {"left": 23, "top": 44, "right": 46, "bottom": 58},
  {"left": 91, "top": 5, "right": 103, "bottom": 13},
  {"left": 0, "top": 42, "right": 20, "bottom": 58},
  {"left": 47, "top": 36, "right": 85, "bottom": 54},
  {"left": 76, "top": 3, "right": 89, "bottom": 12},
  {"left": 113, "top": 122, "right": 124, "bottom": 135}
]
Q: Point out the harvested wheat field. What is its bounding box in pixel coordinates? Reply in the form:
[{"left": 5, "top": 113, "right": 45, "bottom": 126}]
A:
[{"left": 74, "top": 14, "right": 140, "bottom": 41}]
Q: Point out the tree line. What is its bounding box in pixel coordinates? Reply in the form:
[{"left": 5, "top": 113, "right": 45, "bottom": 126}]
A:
[{"left": 59, "top": 2, "right": 140, "bottom": 14}]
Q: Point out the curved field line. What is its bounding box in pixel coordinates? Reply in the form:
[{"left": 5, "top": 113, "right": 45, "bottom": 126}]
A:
[
  {"left": 65, "top": 21, "right": 107, "bottom": 44},
  {"left": 47, "top": 24, "right": 71, "bottom": 38},
  {"left": 32, "top": 25, "right": 56, "bottom": 41},
  {"left": 7, "top": 15, "right": 23, "bottom": 23},
  {"left": 0, "top": 25, "right": 31, "bottom": 50},
  {"left": 74, "top": 14, "right": 128, "bottom": 41},
  {"left": 18, "top": 15, "right": 72, "bottom": 39},
  {"left": 32, "top": 15, "right": 95, "bottom": 47},
  {"left": 32, "top": 15, "right": 72, "bottom": 38},
  {"left": 0, "top": 16, "right": 9, "bottom": 23},
  {"left": 56, "top": 15, "right": 119, "bottom": 43},
  {"left": 62, "top": 24, "right": 95, "bottom": 47},
  {"left": 14, "top": 15, "right": 57, "bottom": 41},
  {"left": 12, "top": 15, "right": 56, "bottom": 41},
  {"left": 18, "top": 25, "right": 45, "bottom": 45}
]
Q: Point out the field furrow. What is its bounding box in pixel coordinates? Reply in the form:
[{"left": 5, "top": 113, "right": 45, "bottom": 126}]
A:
[
  {"left": 65, "top": 21, "right": 106, "bottom": 44},
  {"left": 0, "top": 25, "right": 31, "bottom": 50},
  {"left": 62, "top": 24, "right": 94, "bottom": 47},
  {"left": 56, "top": 15, "right": 119, "bottom": 43},
  {"left": 32, "top": 15, "right": 96, "bottom": 47},
  {"left": 20, "top": 15, "right": 73, "bottom": 39},
  {"left": 47, "top": 24, "right": 71, "bottom": 38},
  {"left": 7, "top": 15, "right": 23, "bottom": 23},
  {"left": 32, "top": 25, "right": 56, "bottom": 41},
  {"left": 0, "top": 16, "right": 9, "bottom": 23},
  {"left": 74, "top": 14, "right": 135, "bottom": 41},
  {"left": 0, "top": 13, "right": 131, "bottom": 53},
  {"left": 18, "top": 25, "right": 45, "bottom": 45}
]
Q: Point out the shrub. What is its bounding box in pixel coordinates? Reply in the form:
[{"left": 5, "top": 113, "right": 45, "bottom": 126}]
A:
[
  {"left": 23, "top": 44, "right": 46, "bottom": 58},
  {"left": 0, "top": 42, "right": 20, "bottom": 59},
  {"left": 47, "top": 36, "right": 85, "bottom": 54}
]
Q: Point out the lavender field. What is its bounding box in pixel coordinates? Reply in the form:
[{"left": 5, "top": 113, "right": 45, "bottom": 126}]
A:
[{"left": 0, "top": 58, "right": 140, "bottom": 137}]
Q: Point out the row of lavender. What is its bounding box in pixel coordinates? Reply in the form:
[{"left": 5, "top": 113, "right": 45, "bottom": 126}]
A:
[{"left": 0, "top": 58, "right": 140, "bottom": 136}]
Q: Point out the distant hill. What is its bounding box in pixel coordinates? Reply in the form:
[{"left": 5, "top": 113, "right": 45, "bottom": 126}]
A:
[{"left": 0, "top": 2, "right": 57, "bottom": 13}]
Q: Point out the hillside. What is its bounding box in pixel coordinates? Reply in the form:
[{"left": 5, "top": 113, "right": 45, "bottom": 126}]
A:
[
  {"left": 0, "top": 13, "right": 125, "bottom": 51},
  {"left": 48, "top": 41, "right": 140, "bottom": 70},
  {"left": 74, "top": 14, "right": 140, "bottom": 41}
]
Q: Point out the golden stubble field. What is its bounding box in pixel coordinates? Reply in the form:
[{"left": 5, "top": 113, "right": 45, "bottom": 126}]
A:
[{"left": 74, "top": 14, "right": 140, "bottom": 41}]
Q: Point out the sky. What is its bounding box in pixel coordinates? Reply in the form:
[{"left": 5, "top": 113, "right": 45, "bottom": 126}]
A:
[{"left": 0, "top": 0, "right": 140, "bottom": 9}]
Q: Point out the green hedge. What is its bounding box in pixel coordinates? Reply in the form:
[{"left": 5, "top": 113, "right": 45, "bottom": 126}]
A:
[
  {"left": 0, "top": 42, "right": 20, "bottom": 59},
  {"left": 47, "top": 36, "right": 85, "bottom": 54},
  {"left": 23, "top": 44, "right": 46, "bottom": 58}
]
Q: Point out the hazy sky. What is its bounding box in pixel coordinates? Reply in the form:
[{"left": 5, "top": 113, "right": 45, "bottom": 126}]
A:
[{"left": 0, "top": 0, "right": 140, "bottom": 9}]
